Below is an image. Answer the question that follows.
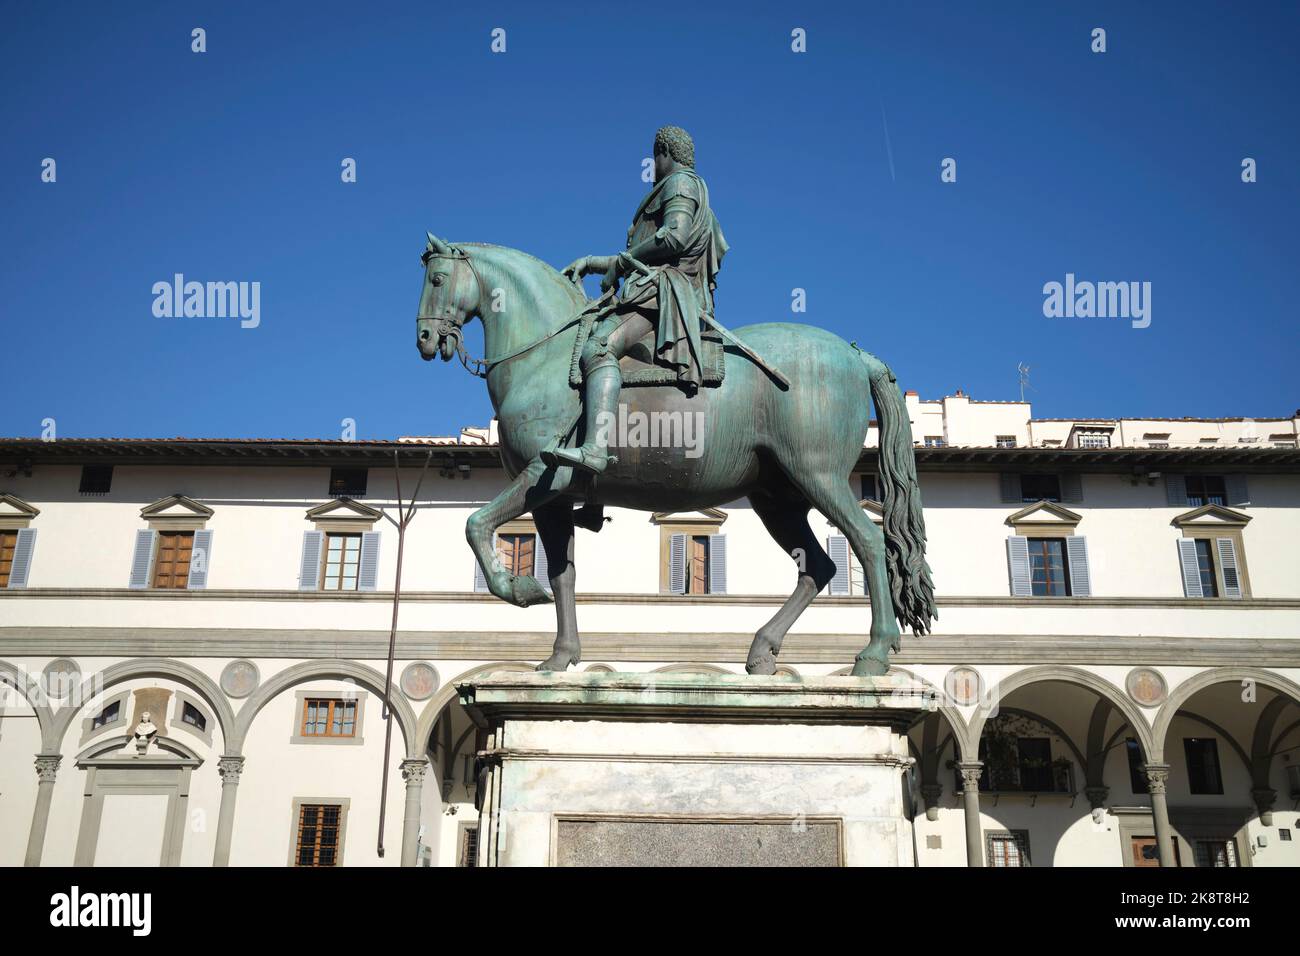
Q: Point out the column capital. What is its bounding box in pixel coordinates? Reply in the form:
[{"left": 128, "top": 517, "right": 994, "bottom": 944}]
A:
[
  {"left": 1084, "top": 785, "right": 1110, "bottom": 810},
  {"left": 1142, "top": 763, "right": 1171, "bottom": 794},
  {"left": 955, "top": 761, "right": 984, "bottom": 792},
  {"left": 401, "top": 758, "right": 430, "bottom": 785},
  {"left": 33, "top": 754, "right": 61, "bottom": 783},
  {"left": 218, "top": 756, "right": 245, "bottom": 783}
]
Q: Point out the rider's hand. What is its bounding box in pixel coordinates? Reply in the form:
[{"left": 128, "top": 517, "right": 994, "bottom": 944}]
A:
[
  {"left": 561, "top": 257, "right": 589, "bottom": 284},
  {"left": 600, "top": 261, "right": 621, "bottom": 294}
]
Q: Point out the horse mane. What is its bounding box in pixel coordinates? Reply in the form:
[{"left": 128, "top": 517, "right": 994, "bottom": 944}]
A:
[{"left": 457, "top": 242, "right": 587, "bottom": 311}]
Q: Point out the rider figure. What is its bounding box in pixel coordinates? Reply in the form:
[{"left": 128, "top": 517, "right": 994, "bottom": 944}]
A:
[{"left": 543, "top": 125, "right": 728, "bottom": 475}]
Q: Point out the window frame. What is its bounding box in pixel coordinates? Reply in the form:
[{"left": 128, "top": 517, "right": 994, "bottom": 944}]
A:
[
  {"left": 288, "top": 797, "right": 350, "bottom": 867},
  {"left": 328, "top": 467, "right": 369, "bottom": 499},
  {"left": 1026, "top": 536, "right": 1071, "bottom": 597},
  {"left": 655, "top": 513, "right": 726, "bottom": 594},
  {"left": 985, "top": 829, "right": 1032, "bottom": 867},
  {"left": 151, "top": 530, "right": 195, "bottom": 589},
  {"left": 290, "top": 690, "right": 368, "bottom": 746},
  {"left": 320, "top": 531, "right": 363, "bottom": 591},
  {"left": 1183, "top": 737, "right": 1224, "bottom": 795}
]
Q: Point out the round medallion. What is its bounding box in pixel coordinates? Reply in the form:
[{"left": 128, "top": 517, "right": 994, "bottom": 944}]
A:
[
  {"left": 1125, "top": 667, "right": 1167, "bottom": 707},
  {"left": 943, "top": 666, "right": 984, "bottom": 707},
  {"left": 41, "top": 658, "right": 81, "bottom": 701},
  {"left": 400, "top": 662, "right": 440, "bottom": 701},
  {"left": 220, "top": 659, "right": 261, "bottom": 699}
]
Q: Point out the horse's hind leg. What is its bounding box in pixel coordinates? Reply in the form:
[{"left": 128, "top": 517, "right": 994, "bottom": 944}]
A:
[
  {"left": 532, "top": 501, "right": 580, "bottom": 671},
  {"left": 783, "top": 472, "right": 900, "bottom": 677},
  {"left": 745, "top": 489, "right": 837, "bottom": 675}
]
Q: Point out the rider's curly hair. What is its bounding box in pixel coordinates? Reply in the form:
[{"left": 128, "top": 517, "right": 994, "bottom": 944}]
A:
[{"left": 654, "top": 126, "right": 695, "bottom": 168}]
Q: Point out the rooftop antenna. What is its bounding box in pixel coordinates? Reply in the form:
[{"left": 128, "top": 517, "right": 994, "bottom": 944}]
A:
[{"left": 1017, "top": 363, "right": 1035, "bottom": 403}]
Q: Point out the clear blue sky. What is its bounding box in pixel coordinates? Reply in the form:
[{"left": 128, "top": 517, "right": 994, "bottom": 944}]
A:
[{"left": 2, "top": 1, "right": 1296, "bottom": 440}]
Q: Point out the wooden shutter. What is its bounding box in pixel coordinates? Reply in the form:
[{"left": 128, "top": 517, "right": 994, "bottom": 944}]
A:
[
  {"left": 999, "top": 473, "right": 1020, "bottom": 503},
  {"left": 1165, "top": 474, "right": 1187, "bottom": 507},
  {"left": 473, "top": 534, "right": 496, "bottom": 592},
  {"left": 1225, "top": 475, "right": 1250, "bottom": 507},
  {"left": 532, "top": 532, "right": 551, "bottom": 593},
  {"left": 1060, "top": 473, "right": 1083, "bottom": 503},
  {"left": 668, "top": 533, "right": 686, "bottom": 594},
  {"left": 128, "top": 529, "right": 157, "bottom": 589},
  {"left": 358, "top": 531, "right": 381, "bottom": 591},
  {"left": 187, "top": 529, "right": 213, "bottom": 589},
  {"left": 827, "top": 535, "right": 850, "bottom": 595},
  {"left": 298, "top": 530, "right": 324, "bottom": 591},
  {"left": 708, "top": 534, "right": 727, "bottom": 595},
  {"left": 7, "top": 528, "right": 37, "bottom": 589},
  {"left": 1007, "top": 535, "right": 1032, "bottom": 596},
  {"left": 1216, "top": 538, "right": 1242, "bottom": 598},
  {"left": 1065, "top": 536, "right": 1091, "bottom": 597},
  {"left": 1177, "top": 539, "right": 1203, "bottom": 597}
]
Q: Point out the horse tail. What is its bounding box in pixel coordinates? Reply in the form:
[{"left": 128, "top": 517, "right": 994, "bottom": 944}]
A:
[{"left": 861, "top": 350, "right": 938, "bottom": 637}]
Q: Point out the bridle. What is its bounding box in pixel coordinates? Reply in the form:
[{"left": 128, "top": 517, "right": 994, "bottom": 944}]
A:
[{"left": 421, "top": 245, "right": 587, "bottom": 380}]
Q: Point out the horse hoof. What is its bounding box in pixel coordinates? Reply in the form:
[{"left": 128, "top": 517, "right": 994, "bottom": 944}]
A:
[
  {"left": 746, "top": 654, "right": 777, "bottom": 676},
  {"left": 510, "top": 575, "right": 553, "bottom": 607},
  {"left": 536, "top": 652, "right": 579, "bottom": 672},
  {"left": 850, "top": 657, "right": 889, "bottom": 677}
]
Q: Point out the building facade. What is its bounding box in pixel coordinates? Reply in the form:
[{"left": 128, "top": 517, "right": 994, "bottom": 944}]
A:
[{"left": 2, "top": 395, "right": 1299, "bottom": 868}]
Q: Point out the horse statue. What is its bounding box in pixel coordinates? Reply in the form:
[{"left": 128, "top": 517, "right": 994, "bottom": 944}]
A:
[{"left": 415, "top": 234, "right": 936, "bottom": 676}]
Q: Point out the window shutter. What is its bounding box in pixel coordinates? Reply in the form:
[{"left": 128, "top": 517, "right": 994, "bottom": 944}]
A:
[
  {"left": 827, "top": 535, "right": 850, "bottom": 595},
  {"left": 668, "top": 533, "right": 686, "bottom": 594},
  {"left": 358, "top": 531, "right": 381, "bottom": 591},
  {"left": 1165, "top": 474, "right": 1187, "bottom": 507},
  {"left": 187, "top": 529, "right": 213, "bottom": 590},
  {"left": 473, "top": 534, "right": 496, "bottom": 592},
  {"left": 1225, "top": 475, "right": 1250, "bottom": 507},
  {"left": 708, "top": 534, "right": 727, "bottom": 594},
  {"left": 999, "top": 473, "right": 1020, "bottom": 503},
  {"left": 1065, "top": 536, "right": 1091, "bottom": 597},
  {"left": 1007, "top": 535, "right": 1032, "bottom": 596},
  {"left": 298, "top": 530, "right": 324, "bottom": 591},
  {"left": 1216, "top": 538, "right": 1242, "bottom": 598},
  {"left": 1060, "top": 473, "right": 1083, "bottom": 503},
  {"left": 129, "top": 529, "right": 157, "bottom": 589},
  {"left": 7, "top": 528, "right": 37, "bottom": 589},
  {"left": 532, "top": 532, "right": 551, "bottom": 593},
  {"left": 1177, "top": 539, "right": 1203, "bottom": 598}
]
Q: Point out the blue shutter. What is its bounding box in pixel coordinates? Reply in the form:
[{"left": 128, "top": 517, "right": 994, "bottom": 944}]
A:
[
  {"left": 708, "top": 534, "right": 727, "bottom": 595},
  {"left": 358, "top": 531, "right": 381, "bottom": 591},
  {"left": 668, "top": 533, "right": 686, "bottom": 594},
  {"left": 1065, "top": 536, "right": 1091, "bottom": 597},
  {"left": 298, "top": 531, "right": 324, "bottom": 591},
  {"left": 1177, "top": 539, "right": 1203, "bottom": 597},
  {"left": 1216, "top": 538, "right": 1242, "bottom": 598},
  {"left": 7, "top": 528, "right": 37, "bottom": 588},
  {"left": 1000, "top": 473, "right": 1020, "bottom": 503},
  {"left": 187, "top": 529, "right": 213, "bottom": 589},
  {"left": 128, "top": 530, "right": 157, "bottom": 589},
  {"left": 827, "top": 535, "right": 850, "bottom": 595},
  {"left": 1225, "top": 475, "right": 1249, "bottom": 507},
  {"left": 531, "top": 532, "right": 551, "bottom": 593},
  {"left": 1060, "top": 473, "right": 1083, "bottom": 503},
  {"left": 1165, "top": 474, "right": 1187, "bottom": 507},
  {"left": 1007, "top": 536, "right": 1031, "bottom": 596}
]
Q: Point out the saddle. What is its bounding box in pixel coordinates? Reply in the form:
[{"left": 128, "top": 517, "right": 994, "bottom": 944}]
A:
[{"left": 569, "top": 314, "right": 725, "bottom": 388}]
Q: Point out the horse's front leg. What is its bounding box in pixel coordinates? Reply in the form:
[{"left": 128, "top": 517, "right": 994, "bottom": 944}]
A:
[
  {"left": 532, "top": 502, "right": 579, "bottom": 671},
  {"left": 466, "top": 459, "right": 572, "bottom": 608}
]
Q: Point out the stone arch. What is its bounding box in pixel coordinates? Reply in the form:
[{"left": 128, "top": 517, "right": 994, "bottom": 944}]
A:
[
  {"left": 651, "top": 663, "right": 734, "bottom": 675},
  {"left": 888, "top": 665, "right": 974, "bottom": 761},
  {"left": 969, "top": 665, "right": 1156, "bottom": 762},
  {"left": 1151, "top": 667, "right": 1300, "bottom": 764},
  {"left": 415, "top": 661, "right": 535, "bottom": 751},
  {"left": 0, "top": 658, "right": 53, "bottom": 745},
  {"left": 230, "top": 659, "right": 419, "bottom": 758},
  {"left": 49, "top": 658, "right": 235, "bottom": 755}
]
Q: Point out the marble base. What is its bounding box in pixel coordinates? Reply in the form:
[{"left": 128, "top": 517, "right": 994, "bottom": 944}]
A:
[{"left": 458, "top": 671, "right": 936, "bottom": 867}]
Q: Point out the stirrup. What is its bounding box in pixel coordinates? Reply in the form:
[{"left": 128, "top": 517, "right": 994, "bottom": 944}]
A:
[{"left": 541, "top": 444, "right": 617, "bottom": 475}]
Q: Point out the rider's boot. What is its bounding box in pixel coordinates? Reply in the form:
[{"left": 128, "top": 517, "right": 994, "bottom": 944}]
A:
[{"left": 542, "top": 358, "right": 621, "bottom": 475}]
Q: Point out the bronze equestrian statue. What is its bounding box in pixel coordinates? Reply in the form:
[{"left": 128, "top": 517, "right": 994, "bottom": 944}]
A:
[{"left": 415, "top": 126, "right": 936, "bottom": 677}]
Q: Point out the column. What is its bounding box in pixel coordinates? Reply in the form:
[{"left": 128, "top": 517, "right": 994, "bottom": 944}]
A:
[
  {"left": 400, "top": 758, "right": 429, "bottom": 867},
  {"left": 1143, "top": 764, "right": 1177, "bottom": 867},
  {"left": 956, "top": 761, "right": 984, "bottom": 867},
  {"left": 919, "top": 783, "right": 943, "bottom": 822},
  {"left": 25, "top": 754, "right": 62, "bottom": 867},
  {"left": 212, "top": 756, "right": 245, "bottom": 867}
]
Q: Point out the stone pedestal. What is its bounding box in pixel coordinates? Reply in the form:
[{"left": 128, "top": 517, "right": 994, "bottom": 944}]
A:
[{"left": 458, "top": 671, "right": 935, "bottom": 867}]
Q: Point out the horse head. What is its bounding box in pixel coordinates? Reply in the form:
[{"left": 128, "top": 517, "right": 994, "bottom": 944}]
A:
[{"left": 416, "top": 232, "right": 481, "bottom": 362}]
